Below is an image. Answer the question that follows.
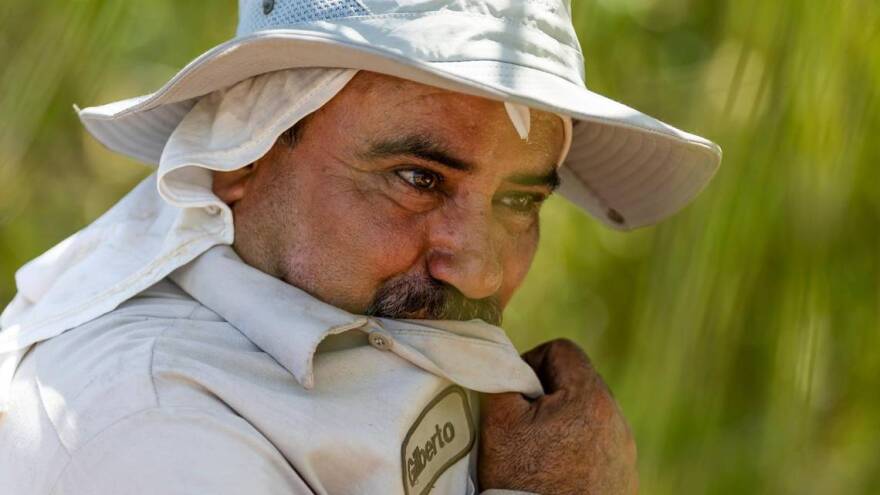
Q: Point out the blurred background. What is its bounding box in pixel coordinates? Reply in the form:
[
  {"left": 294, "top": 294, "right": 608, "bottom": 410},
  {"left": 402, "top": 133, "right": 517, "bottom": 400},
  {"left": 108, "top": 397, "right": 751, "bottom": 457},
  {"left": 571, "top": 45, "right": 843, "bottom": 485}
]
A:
[{"left": 1, "top": 0, "right": 877, "bottom": 493}]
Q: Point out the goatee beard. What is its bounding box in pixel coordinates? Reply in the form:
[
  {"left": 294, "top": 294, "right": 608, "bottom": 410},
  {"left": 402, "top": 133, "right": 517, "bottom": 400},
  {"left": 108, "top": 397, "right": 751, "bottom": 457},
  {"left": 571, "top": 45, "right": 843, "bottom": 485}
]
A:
[{"left": 365, "top": 275, "right": 502, "bottom": 326}]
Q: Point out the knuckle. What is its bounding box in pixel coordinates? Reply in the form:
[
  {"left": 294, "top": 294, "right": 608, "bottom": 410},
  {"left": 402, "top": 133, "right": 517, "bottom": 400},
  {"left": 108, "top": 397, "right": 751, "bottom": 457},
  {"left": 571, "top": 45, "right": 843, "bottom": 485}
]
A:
[
  {"left": 551, "top": 338, "right": 593, "bottom": 363},
  {"left": 551, "top": 337, "right": 578, "bottom": 350}
]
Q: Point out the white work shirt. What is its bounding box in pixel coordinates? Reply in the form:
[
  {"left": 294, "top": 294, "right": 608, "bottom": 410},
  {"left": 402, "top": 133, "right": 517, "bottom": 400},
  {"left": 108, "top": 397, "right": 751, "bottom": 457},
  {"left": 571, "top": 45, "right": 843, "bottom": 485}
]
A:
[{"left": 0, "top": 245, "right": 543, "bottom": 494}]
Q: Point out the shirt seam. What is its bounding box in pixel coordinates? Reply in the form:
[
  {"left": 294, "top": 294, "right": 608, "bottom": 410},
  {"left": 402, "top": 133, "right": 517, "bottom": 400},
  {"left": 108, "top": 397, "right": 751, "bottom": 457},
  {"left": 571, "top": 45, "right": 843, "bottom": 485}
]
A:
[
  {"left": 43, "top": 305, "right": 202, "bottom": 493},
  {"left": 47, "top": 405, "right": 265, "bottom": 495},
  {"left": 35, "top": 316, "right": 172, "bottom": 458},
  {"left": 149, "top": 304, "right": 201, "bottom": 408}
]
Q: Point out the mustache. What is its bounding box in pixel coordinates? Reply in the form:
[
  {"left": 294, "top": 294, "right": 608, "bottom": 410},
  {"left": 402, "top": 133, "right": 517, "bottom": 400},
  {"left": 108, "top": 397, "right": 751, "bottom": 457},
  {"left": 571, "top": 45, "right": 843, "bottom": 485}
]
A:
[{"left": 365, "top": 275, "right": 502, "bottom": 326}]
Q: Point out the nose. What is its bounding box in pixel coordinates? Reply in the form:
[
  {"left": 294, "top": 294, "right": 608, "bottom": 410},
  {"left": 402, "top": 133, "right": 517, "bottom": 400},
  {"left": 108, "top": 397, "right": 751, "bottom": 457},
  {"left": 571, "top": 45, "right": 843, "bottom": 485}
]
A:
[{"left": 426, "top": 201, "right": 503, "bottom": 300}]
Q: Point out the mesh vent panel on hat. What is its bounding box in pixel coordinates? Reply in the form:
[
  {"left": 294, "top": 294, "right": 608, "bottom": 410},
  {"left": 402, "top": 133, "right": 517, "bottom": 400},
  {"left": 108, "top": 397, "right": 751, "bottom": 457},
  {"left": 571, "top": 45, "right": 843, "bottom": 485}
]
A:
[{"left": 237, "top": 0, "right": 371, "bottom": 35}]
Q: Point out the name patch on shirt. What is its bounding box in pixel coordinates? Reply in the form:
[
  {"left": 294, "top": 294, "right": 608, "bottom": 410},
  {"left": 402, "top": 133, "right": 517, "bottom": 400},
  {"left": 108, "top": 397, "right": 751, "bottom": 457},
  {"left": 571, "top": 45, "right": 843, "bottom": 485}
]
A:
[{"left": 401, "top": 386, "right": 475, "bottom": 495}]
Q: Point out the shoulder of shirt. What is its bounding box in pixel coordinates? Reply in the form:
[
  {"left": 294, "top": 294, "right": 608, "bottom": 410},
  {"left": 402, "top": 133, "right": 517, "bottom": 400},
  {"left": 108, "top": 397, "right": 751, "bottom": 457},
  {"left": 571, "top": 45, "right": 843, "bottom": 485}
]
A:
[
  {"left": 28, "top": 278, "right": 267, "bottom": 455},
  {"left": 48, "top": 404, "right": 307, "bottom": 494}
]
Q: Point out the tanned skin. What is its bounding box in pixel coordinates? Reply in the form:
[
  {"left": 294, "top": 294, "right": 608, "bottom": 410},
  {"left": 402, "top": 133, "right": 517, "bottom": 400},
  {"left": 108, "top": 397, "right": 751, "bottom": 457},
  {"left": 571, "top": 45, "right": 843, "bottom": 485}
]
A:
[
  {"left": 480, "top": 339, "right": 638, "bottom": 494},
  {"left": 213, "top": 71, "right": 638, "bottom": 494}
]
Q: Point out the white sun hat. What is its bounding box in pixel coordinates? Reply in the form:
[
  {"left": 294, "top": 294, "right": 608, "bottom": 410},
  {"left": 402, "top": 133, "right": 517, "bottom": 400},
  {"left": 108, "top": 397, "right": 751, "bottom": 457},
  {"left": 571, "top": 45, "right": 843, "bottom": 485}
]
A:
[{"left": 79, "top": 0, "right": 721, "bottom": 230}]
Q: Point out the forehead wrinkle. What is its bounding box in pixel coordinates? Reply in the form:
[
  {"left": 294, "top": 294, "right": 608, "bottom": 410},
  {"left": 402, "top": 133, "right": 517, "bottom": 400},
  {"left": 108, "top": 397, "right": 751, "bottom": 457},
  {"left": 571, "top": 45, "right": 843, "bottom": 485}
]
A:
[
  {"left": 368, "top": 79, "right": 459, "bottom": 113},
  {"left": 380, "top": 85, "right": 496, "bottom": 124}
]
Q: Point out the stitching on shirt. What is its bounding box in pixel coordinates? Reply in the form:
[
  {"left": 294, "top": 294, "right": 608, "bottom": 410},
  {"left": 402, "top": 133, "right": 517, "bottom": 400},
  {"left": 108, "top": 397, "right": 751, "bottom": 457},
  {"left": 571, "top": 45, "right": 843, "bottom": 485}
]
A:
[
  {"left": 53, "top": 316, "right": 155, "bottom": 401},
  {"left": 149, "top": 305, "right": 201, "bottom": 409},
  {"left": 47, "top": 405, "right": 283, "bottom": 495},
  {"left": 35, "top": 314, "right": 190, "bottom": 458},
  {"left": 43, "top": 308, "right": 196, "bottom": 495},
  {"left": 15, "top": 345, "right": 75, "bottom": 469}
]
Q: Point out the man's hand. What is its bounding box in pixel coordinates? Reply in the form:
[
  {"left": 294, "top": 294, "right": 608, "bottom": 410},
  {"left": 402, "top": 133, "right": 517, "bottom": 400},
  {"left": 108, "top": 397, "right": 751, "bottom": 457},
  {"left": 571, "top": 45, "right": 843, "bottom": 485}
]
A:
[{"left": 478, "top": 339, "right": 638, "bottom": 495}]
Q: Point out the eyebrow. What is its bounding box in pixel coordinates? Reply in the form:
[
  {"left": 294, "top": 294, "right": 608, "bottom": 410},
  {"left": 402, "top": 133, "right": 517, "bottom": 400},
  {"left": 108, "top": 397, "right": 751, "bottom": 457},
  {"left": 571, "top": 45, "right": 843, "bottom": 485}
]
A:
[
  {"left": 508, "top": 168, "right": 561, "bottom": 191},
  {"left": 362, "top": 133, "right": 561, "bottom": 191},
  {"left": 362, "top": 134, "right": 473, "bottom": 172}
]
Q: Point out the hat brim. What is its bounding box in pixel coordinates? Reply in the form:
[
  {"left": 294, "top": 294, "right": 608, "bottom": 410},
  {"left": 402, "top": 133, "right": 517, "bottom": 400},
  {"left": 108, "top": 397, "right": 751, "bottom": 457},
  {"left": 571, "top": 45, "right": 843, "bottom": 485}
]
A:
[{"left": 78, "top": 29, "right": 721, "bottom": 230}]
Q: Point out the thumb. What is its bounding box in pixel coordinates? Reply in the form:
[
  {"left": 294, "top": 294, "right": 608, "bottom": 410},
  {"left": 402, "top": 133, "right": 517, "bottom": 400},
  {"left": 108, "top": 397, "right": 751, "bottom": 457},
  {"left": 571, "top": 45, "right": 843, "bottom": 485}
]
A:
[{"left": 522, "top": 339, "right": 593, "bottom": 393}]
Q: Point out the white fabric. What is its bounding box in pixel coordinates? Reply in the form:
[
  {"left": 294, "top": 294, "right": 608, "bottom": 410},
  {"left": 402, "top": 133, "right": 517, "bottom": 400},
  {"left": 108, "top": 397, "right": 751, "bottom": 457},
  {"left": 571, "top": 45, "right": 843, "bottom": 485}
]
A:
[
  {"left": 504, "top": 103, "right": 532, "bottom": 141},
  {"left": 0, "top": 245, "right": 542, "bottom": 494}
]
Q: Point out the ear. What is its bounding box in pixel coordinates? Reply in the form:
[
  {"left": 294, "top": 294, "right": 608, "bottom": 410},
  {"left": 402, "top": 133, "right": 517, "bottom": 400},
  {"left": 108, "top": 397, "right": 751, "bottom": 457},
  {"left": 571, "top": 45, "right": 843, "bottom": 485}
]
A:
[{"left": 212, "top": 164, "right": 256, "bottom": 205}]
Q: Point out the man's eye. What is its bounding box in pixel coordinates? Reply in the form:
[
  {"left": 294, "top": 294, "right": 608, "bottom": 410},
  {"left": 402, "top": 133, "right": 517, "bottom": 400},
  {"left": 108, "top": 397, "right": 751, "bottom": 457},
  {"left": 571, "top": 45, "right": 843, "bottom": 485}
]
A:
[
  {"left": 396, "top": 169, "right": 441, "bottom": 190},
  {"left": 498, "top": 193, "right": 545, "bottom": 213}
]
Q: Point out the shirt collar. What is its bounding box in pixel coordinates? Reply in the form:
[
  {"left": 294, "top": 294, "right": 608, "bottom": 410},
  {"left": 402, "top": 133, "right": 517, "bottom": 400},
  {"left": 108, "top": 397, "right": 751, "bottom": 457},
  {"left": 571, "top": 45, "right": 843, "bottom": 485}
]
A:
[{"left": 170, "top": 245, "right": 543, "bottom": 397}]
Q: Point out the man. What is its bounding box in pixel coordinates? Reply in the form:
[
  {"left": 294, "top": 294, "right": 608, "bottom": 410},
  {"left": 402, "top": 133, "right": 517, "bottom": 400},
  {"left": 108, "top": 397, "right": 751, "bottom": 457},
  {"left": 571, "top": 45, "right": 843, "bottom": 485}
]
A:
[{"left": 0, "top": 1, "right": 720, "bottom": 494}]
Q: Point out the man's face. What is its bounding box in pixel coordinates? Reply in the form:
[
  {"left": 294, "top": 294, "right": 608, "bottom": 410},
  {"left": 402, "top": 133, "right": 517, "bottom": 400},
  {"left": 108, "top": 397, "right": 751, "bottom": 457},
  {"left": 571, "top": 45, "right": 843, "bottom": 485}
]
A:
[{"left": 214, "top": 71, "right": 565, "bottom": 325}]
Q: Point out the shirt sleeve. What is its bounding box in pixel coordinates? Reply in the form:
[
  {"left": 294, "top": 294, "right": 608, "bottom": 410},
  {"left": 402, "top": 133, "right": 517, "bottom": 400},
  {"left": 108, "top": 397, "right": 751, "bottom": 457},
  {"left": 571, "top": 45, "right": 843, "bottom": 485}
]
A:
[{"left": 52, "top": 407, "right": 313, "bottom": 495}]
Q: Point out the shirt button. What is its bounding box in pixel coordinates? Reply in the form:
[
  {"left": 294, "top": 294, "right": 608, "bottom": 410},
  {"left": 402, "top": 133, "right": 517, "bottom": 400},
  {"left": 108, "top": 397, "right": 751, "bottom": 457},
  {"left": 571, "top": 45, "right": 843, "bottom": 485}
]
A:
[
  {"left": 368, "top": 332, "right": 393, "bottom": 351},
  {"left": 205, "top": 205, "right": 221, "bottom": 215}
]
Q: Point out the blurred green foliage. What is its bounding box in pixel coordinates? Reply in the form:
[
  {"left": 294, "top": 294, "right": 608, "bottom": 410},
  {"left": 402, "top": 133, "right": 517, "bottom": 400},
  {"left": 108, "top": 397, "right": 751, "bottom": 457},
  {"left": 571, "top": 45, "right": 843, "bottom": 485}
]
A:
[{"left": 1, "top": 1, "right": 878, "bottom": 493}]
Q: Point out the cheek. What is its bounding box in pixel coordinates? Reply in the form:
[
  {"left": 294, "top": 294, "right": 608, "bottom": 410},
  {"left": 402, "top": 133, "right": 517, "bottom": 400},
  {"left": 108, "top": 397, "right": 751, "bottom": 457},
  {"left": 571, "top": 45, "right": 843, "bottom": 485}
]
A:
[
  {"left": 497, "top": 227, "right": 539, "bottom": 307},
  {"left": 294, "top": 172, "right": 428, "bottom": 294}
]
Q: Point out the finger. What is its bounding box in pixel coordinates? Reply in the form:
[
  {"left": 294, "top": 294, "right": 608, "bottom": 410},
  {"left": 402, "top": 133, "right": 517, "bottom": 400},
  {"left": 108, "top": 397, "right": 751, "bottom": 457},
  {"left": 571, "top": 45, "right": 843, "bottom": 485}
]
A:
[
  {"left": 520, "top": 340, "right": 552, "bottom": 371},
  {"left": 522, "top": 339, "right": 595, "bottom": 393},
  {"left": 480, "top": 391, "right": 532, "bottom": 425}
]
